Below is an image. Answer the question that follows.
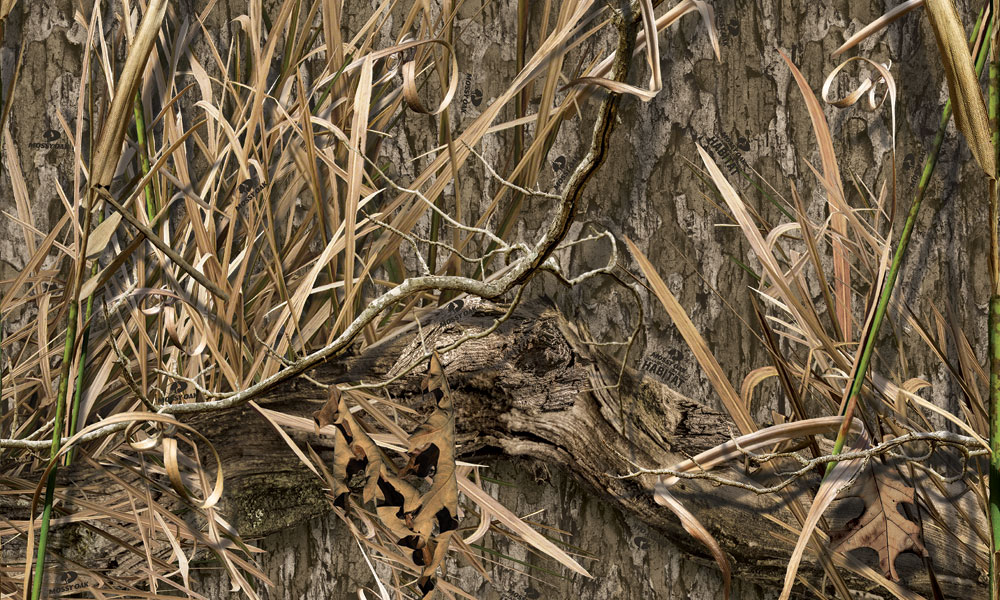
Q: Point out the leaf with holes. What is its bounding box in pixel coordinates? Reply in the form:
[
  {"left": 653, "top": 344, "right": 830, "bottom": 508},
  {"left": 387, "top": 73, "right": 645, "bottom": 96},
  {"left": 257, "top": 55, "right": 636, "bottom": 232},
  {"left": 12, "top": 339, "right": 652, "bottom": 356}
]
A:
[
  {"left": 315, "top": 387, "right": 420, "bottom": 516},
  {"left": 399, "top": 352, "right": 459, "bottom": 597},
  {"left": 830, "top": 461, "right": 927, "bottom": 580},
  {"left": 314, "top": 357, "right": 459, "bottom": 599}
]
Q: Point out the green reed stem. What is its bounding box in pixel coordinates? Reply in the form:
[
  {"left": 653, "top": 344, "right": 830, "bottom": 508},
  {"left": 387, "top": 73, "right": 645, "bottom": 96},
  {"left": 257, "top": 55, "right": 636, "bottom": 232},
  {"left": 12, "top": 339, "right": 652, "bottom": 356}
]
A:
[
  {"left": 31, "top": 277, "right": 82, "bottom": 600},
  {"left": 827, "top": 3, "right": 993, "bottom": 473},
  {"left": 988, "top": 2, "right": 1000, "bottom": 597},
  {"left": 134, "top": 88, "right": 157, "bottom": 221}
]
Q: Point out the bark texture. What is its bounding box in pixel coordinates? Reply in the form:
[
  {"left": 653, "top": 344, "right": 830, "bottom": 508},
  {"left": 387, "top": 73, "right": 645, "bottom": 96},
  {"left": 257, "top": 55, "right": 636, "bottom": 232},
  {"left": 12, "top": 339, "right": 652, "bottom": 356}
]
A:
[{"left": 0, "top": 0, "right": 993, "bottom": 598}]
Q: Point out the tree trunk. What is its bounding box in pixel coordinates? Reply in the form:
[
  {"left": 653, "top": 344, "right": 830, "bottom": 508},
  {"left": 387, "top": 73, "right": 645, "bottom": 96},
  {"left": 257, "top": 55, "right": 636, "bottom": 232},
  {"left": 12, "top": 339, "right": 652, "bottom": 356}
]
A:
[{"left": 0, "top": 0, "right": 992, "bottom": 598}]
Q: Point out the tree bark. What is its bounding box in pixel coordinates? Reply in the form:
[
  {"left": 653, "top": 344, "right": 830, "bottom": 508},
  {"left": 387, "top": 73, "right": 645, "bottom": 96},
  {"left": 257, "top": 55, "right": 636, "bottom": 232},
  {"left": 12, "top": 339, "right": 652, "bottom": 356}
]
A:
[
  {"left": 1, "top": 299, "right": 983, "bottom": 598},
  {"left": 1, "top": 0, "right": 994, "bottom": 598}
]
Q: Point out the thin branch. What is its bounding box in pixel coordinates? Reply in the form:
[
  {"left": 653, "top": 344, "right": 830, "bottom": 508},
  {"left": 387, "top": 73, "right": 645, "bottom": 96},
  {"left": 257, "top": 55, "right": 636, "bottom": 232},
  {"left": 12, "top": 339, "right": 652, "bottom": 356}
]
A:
[
  {"left": 96, "top": 188, "right": 230, "bottom": 302},
  {"left": 0, "top": 14, "right": 638, "bottom": 451},
  {"left": 464, "top": 141, "right": 563, "bottom": 201},
  {"left": 613, "top": 430, "right": 988, "bottom": 495}
]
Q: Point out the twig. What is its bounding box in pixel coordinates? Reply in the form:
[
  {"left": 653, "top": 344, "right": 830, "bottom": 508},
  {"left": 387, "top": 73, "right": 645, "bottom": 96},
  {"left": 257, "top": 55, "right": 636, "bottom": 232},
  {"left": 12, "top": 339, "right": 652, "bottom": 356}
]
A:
[
  {"left": 96, "top": 188, "right": 230, "bottom": 302},
  {"left": 613, "top": 430, "right": 988, "bottom": 495},
  {"left": 365, "top": 157, "right": 520, "bottom": 253},
  {"left": 464, "top": 141, "right": 562, "bottom": 201},
  {"left": 0, "top": 7, "right": 637, "bottom": 451}
]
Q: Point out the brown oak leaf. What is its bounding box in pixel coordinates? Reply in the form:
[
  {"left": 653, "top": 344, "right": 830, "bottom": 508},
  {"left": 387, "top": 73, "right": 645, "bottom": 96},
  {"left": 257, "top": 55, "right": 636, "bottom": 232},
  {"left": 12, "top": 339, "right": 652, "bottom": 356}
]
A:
[
  {"left": 315, "top": 354, "right": 460, "bottom": 599},
  {"left": 830, "top": 461, "right": 926, "bottom": 580},
  {"left": 401, "top": 352, "right": 459, "bottom": 582}
]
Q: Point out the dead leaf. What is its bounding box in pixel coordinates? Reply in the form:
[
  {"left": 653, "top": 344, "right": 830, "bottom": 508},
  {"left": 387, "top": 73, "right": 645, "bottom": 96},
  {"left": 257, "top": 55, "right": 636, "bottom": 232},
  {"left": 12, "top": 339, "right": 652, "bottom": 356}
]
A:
[
  {"left": 830, "top": 460, "right": 927, "bottom": 580},
  {"left": 85, "top": 212, "right": 122, "bottom": 259},
  {"left": 315, "top": 355, "right": 459, "bottom": 599},
  {"left": 315, "top": 387, "right": 421, "bottom": 511},
  {"left": 398, "top": 352, "right": 460, "bottom": 594}
]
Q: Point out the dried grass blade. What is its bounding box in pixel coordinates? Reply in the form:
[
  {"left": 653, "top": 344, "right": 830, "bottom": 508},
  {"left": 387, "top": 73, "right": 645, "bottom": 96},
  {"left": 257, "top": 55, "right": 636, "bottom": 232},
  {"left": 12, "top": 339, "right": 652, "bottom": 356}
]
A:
[
  {"left": 791, "top": 184, "right": 841, "bottom": 335},
  {"left": 355, "top": 537, "right": 393, "bottom": 600},
  {"left": 625, "top": 236, "right": 755, "bottom": 434},
  {"left": 90, "top": 0, "right": 168, "bottom": 186},
  {"left": 456, "top": 476, "right": 591, "bottom": 577},
  {"left": 249, "top": 400, "right": 320, "bottom": 477},
  {"left": 822, "top": 57, "right": 897, "bottom": 149},
  {"left": 153, "top": 509, "right": 192, "bottom": 590},
  {"left": 827, "top": 229, "right": 892, "bottom": 470},
  {"left": 741, "top": 366, "right": 778, "bottom": 411},
  {"left": 98, "top": 191, "right": 229, "bottom": 302},
  {"left": 567, "top": 0, "right": 665, "bottom": 100},
  {"left": 24, "top": 1, "right": 171, "bottom": 584},
  {"left": 284, "top": 190, "right": 378, "bottom": 330},
  {"left": 3, "top": 125, "right": 36, "bottom": 256},
  {"left": 924, "top": 0, "right": 994, "bottom": 177},
  {"left": 0, "top": 0, "right": 16, "bottom": 22},
  {"left": 834, "top": 0, "right": 924, "bottom": 57},
  {"left": 779, "top": 50, "right": 852, "bottom": 342},
  {"left": 652, "top": 486, "right": 731, "bottom": 596},
  {"left": 365, "top": 2, "right": 599, "bottom": 264},
  {"left": 895, "top": 385, "right": 988, "bottom": 445},
  {"left": 344, "top": 57, "right": 374, "bottom": 327},
  {"left": 35, "top": 294, "right": 54, "bottom": 407},
  {"left": 691, "top": 145, "right": 839, "bottom": 364},
  {"left": 635, "top": 0, "right": 662, "bottom": 98},
  {"left": 766, "top": 507, "right": 927, "bottom": 599},
  {"left": 585, "top": 0, "right": 717, "bottom": 85},
  {"left": 657, "top": 416, "right": 862, "bottom": 486},
  {"left": 0, "top": 213, "right": 69, "bottom": 314},
  {"left": 652, "top": 417, "right": 863, "bottom": 600},
  {"left": 779, "top": 430, "right": 870, "bottom": 600}
]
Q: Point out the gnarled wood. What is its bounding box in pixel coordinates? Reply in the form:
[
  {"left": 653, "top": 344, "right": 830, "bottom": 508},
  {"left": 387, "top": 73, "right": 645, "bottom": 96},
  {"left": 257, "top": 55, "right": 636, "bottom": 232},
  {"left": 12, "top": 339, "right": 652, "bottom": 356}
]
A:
[{"left": 1, "top": 299, "right": 984, "bottom": 598}]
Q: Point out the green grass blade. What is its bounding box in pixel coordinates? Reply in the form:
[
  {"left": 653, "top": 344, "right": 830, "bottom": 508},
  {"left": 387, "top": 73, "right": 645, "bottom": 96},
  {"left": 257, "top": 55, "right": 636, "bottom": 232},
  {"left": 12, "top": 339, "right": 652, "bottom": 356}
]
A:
[{"left": 30, "top": 296, "right": 78, "bottom": 600}]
